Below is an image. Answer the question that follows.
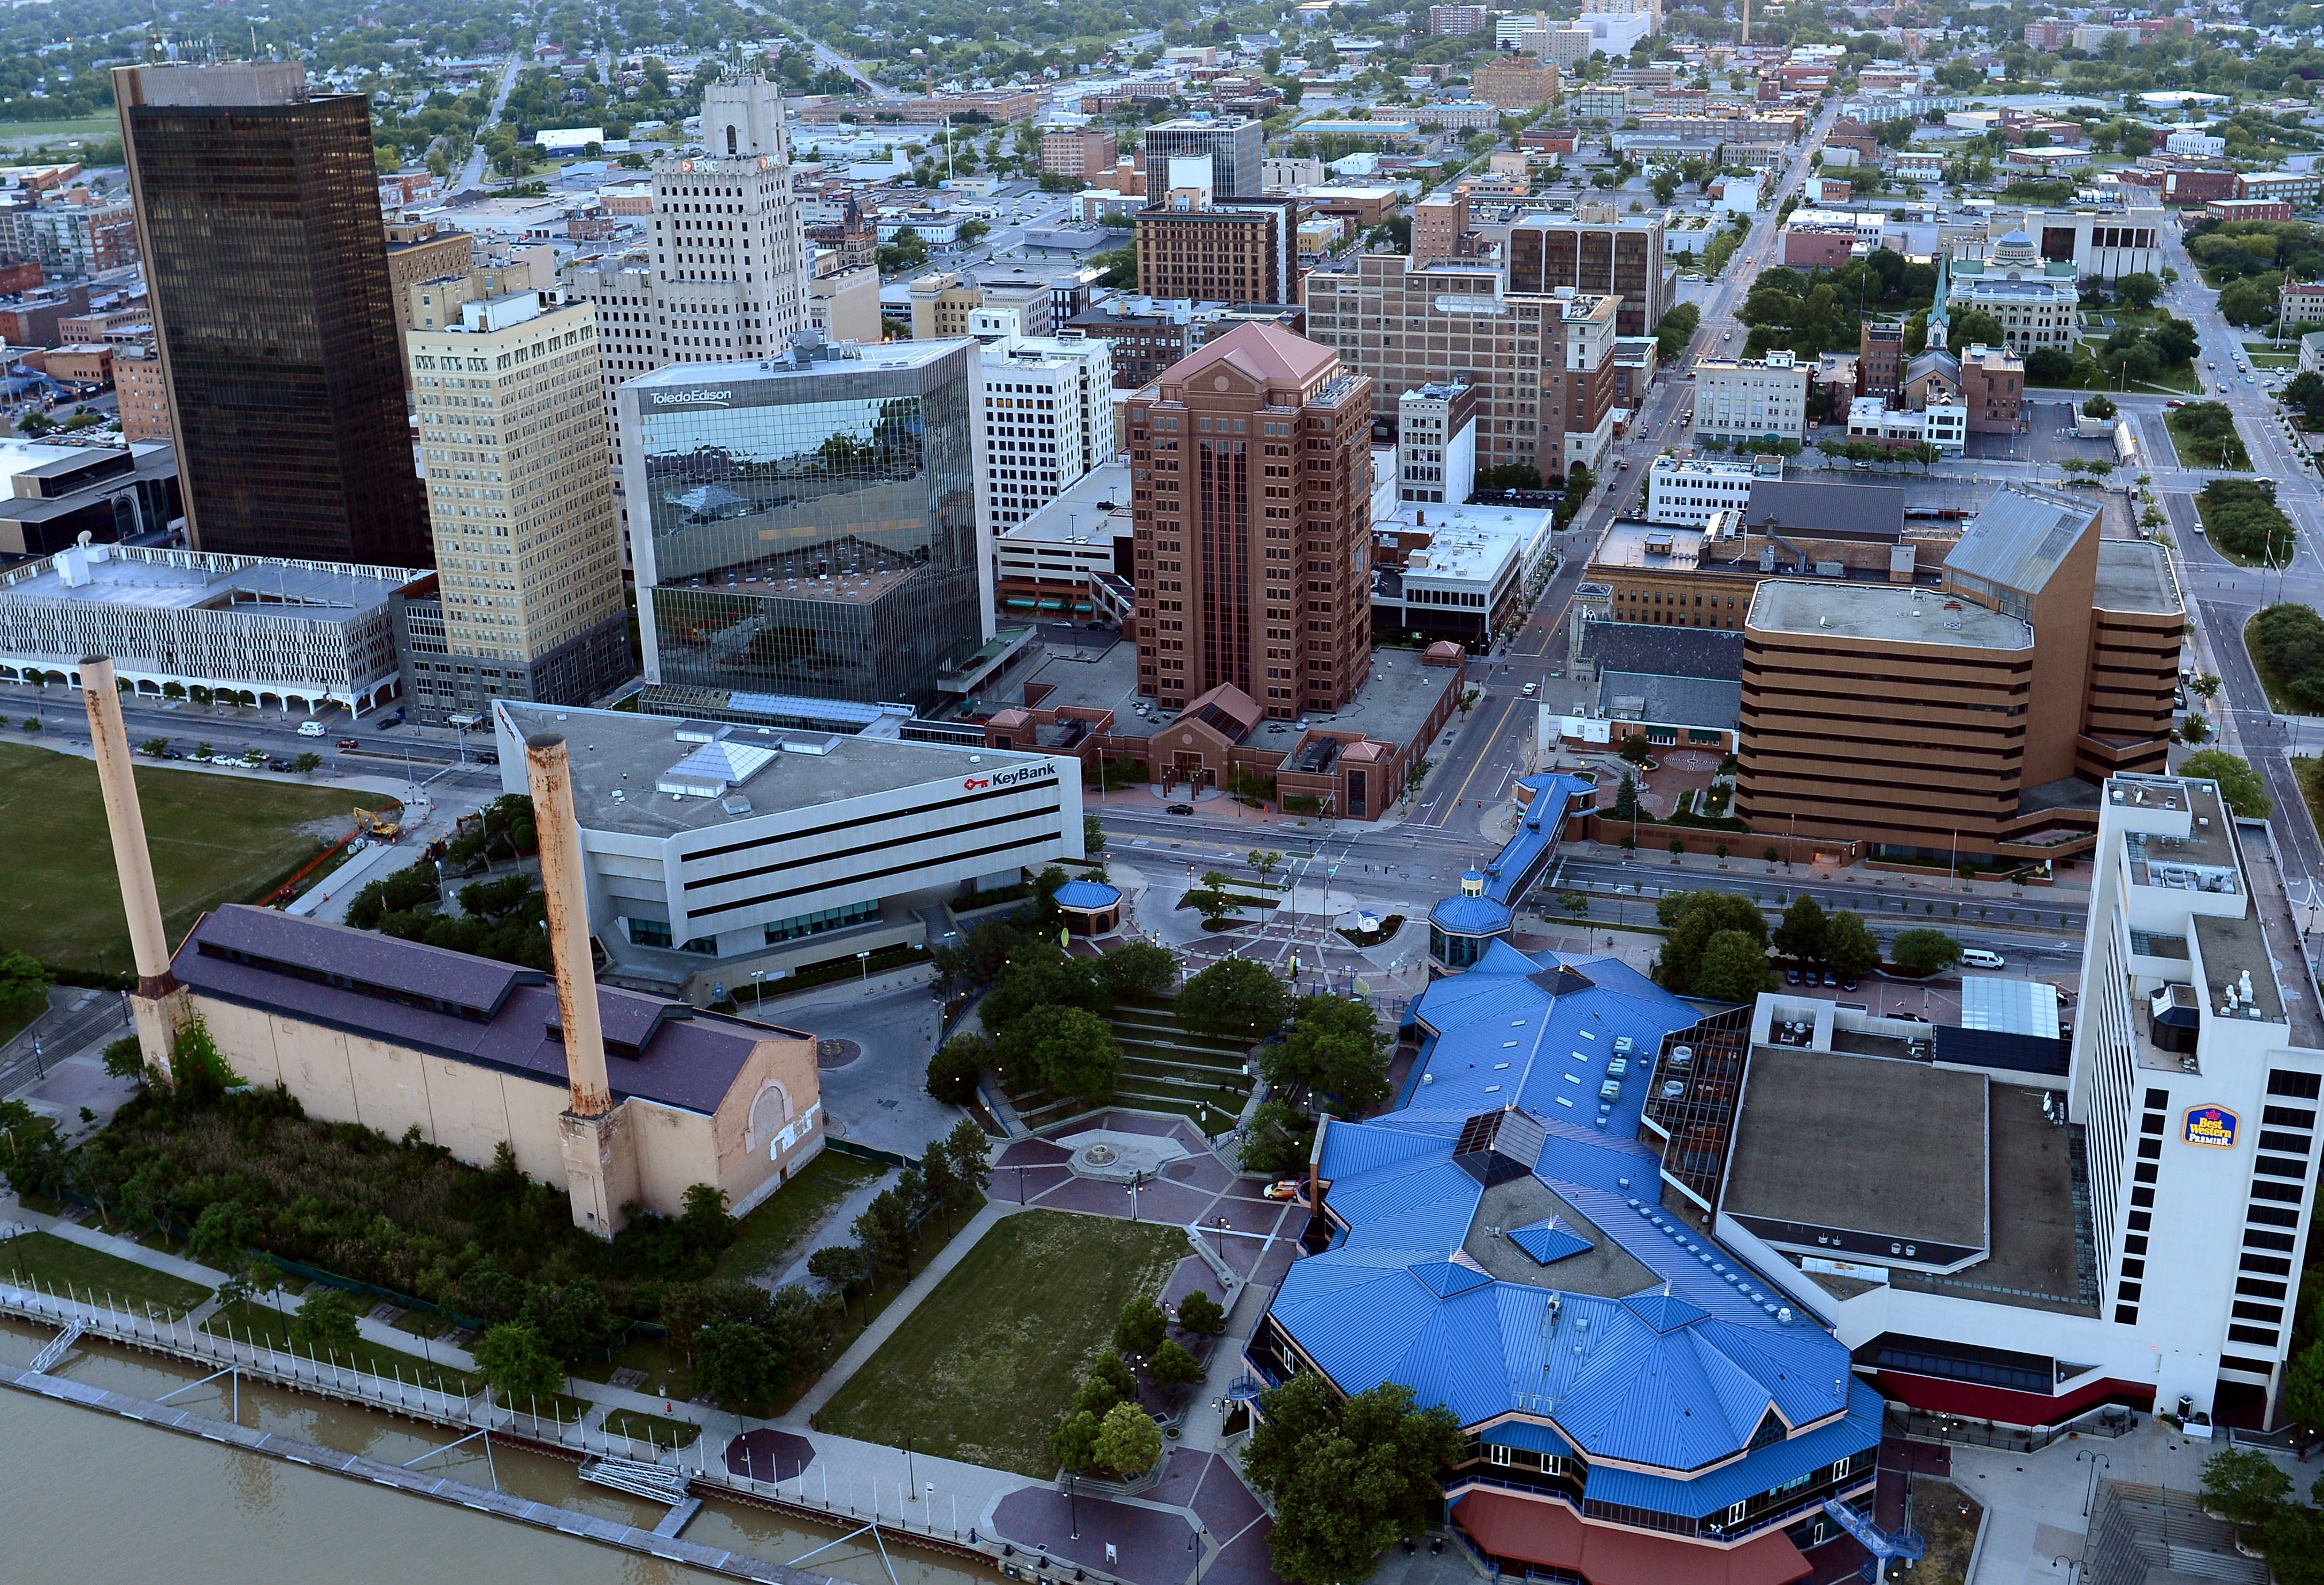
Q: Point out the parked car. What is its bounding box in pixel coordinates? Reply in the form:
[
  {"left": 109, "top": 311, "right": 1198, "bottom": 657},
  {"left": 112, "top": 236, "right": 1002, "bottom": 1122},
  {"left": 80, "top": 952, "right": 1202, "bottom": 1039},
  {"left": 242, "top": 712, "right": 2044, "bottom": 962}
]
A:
[
  {"left": 1166, "top": 803, "right": 1194, "bottom": 816},
  {"left": 1261, "top": 1180, "right": 1302, "bottom": 1201},
  {"left": 1784, "top": 967, "right": 1803, "bottom": 985}
]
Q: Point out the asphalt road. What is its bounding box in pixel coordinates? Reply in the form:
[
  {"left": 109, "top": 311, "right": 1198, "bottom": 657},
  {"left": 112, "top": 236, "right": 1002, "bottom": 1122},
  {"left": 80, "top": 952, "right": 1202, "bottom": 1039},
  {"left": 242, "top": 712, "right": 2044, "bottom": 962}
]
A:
[{"left": 457, "top": 49, "right": 530, "bottom": 193}]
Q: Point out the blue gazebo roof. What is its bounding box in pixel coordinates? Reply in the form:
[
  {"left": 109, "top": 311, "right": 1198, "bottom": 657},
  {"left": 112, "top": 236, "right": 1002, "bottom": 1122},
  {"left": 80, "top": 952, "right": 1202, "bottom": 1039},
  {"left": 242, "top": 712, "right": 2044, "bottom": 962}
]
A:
[
  {"left": 1053, "top": 879, "right": 1122, "bottom": 910},
  {"left": 1429, "top": 893, "right": 1513, "bottom": 936}
]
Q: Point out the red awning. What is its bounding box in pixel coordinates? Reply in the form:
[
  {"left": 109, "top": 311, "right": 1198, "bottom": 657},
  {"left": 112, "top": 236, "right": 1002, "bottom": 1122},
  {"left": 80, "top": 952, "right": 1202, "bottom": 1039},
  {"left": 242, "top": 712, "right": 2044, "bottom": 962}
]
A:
[{"left": 1454, "top": 1490, "right": 1809, "bottom": 1585}]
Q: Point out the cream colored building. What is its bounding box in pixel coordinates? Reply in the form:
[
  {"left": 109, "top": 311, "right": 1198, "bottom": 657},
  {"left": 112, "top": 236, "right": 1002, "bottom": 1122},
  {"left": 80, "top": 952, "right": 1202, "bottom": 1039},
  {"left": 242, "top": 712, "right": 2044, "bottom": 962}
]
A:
[
  {"left": 972, "top": 305, "right": 1117, "bottom": 535},
  {"left": 810, "top": 256, "right": 881, "bottom": 343},
  {"left": 1690, "top": 351, "right": 1811, "bottom": 446},
  {"left": 80, "top": 662, "right": 823, "bottom": 1235},
  {"left": 405, "top": 285, "right": 630, "bottom": 720}
]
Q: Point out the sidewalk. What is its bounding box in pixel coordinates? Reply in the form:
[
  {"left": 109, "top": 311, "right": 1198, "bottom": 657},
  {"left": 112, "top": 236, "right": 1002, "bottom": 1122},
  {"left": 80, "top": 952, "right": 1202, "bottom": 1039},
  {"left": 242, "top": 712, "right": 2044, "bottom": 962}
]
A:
[{"left": 784, "top": 1197, "right": 1018, "bottom": 1423}]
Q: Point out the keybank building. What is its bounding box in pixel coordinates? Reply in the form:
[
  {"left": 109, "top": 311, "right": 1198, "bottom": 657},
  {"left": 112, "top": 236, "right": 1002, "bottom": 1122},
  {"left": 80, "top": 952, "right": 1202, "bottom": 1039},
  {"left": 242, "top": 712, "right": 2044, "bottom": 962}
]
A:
[{"left": 618, "top": 337, "right": 990, "bottom": 717}]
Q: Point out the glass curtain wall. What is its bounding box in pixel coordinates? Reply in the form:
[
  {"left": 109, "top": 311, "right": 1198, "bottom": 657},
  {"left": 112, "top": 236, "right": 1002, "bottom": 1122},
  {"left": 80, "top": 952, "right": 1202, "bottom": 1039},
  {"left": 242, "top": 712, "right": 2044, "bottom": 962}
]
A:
[{"left": 639, "top": 366, "right": 976, "bottom": 708}]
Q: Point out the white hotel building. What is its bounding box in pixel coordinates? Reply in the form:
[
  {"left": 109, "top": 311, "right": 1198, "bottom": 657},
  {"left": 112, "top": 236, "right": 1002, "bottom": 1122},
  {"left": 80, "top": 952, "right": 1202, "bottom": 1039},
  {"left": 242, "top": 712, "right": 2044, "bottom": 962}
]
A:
[
  {"left": 1643, "top": 454, "right": 1762, "bottom": 526},
  {"left": 1696, "top": 772, "right": 2321, "bottom": 1433},
  {"left": 1689, "top": 351, "right": 1810, "bottom": 447},
  {"left": 493, "top": 701, "right": 1082, "bottom": 996}
]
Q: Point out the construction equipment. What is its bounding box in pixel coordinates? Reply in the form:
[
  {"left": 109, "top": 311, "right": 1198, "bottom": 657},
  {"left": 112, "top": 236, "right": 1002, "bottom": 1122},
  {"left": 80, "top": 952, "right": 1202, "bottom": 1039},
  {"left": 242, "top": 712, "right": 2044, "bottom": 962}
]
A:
[{"left": 352, "top": 806, "right": 402, "bottom": 843}]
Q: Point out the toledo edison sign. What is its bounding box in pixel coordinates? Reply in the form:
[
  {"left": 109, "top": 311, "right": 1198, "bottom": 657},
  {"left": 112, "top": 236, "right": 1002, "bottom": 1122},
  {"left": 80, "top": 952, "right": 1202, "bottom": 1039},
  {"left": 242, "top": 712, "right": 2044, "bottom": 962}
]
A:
[{"left": 2183, "top": 1105, "right": 2239, "bottom": 1149}]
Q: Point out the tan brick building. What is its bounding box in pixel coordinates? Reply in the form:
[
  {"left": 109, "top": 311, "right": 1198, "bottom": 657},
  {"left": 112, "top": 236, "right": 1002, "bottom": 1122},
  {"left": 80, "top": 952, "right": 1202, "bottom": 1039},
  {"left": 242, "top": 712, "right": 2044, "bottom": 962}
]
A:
[
  {"left": 1040, "top": 127, "right": 1118, "bottom": 180},
  {"left": 1473, "top": 57, "right": 1562, "bottom": 108},
  {"left": 1959, "top": 342, "right": 2026, "bottom": 433},
  {"left": 1736, "top": 487, "right": 2181, "bottom": 864},
  {"left": 1129, "top": 323, "right": 1373, "bottom": 717},
  {"left": 1302, "top": 251, "right": 1619, "bottom": 483},
  {"left": 1134, "top": 194, "right": 1298, "bottom": 306},
  {"left": 114, "top": 341, "right": 172, "bottom": 442}
]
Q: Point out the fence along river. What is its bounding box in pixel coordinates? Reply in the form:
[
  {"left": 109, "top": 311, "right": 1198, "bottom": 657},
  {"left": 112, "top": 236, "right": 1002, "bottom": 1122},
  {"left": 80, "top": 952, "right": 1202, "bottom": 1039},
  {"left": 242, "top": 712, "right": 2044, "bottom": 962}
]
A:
[{"left": 0, "top": 1308, "right": 1006, "bottom": 1585}]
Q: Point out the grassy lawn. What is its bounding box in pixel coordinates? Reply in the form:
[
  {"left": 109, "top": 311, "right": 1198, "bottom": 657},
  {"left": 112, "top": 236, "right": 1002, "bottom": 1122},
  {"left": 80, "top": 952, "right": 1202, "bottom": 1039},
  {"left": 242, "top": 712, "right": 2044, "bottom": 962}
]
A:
[
  {"left": 0, "top": 116, "right": 120, "bottom": 144},
  {"left": 712, "top": 1150, "right": 887, "bottom": 1285},
  {"left": 2296, "top": 759, "right": 2324, "bottom": 839},
  {"left": 0, "top": 741, "right": 358, "bottom": 975},
  {"left": 604, "top": 1407, "right": 700, "bottom": 1447},
  {"left": 0, "top": 1230, "right": 212, "bottom": 1318},
  {"left": 818, "top": 1210, "right": 1190, "bottom": 1476},
  {"left": 202, "top": 1297, "right": 481, "bottom": 1396},
  {"left": 2168, "top": 409, "right": 2252, "bottom": 471}
]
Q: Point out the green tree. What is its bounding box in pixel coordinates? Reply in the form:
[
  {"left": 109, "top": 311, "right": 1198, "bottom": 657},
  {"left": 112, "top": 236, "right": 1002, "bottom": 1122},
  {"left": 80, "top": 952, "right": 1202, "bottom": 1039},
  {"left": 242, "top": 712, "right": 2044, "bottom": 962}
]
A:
[
  {"left": 2082, "top": 393, "right": 2117, "bottom": 419},
  {"left": 2279, "top": 1338, "right": 2324, "bottom": 1434},
  {"left": 1617, "top": 734, "right": 1652, "bottom": 767},
  {"left": 1951, "top": 307, "right": 2007, "bottom": 349},
  {"left": 1178, "top": 957, "right": 1291, "bottom": 1037},
  {"left": 2176, "top": 749, "right": 2274, "bottom": 818},
  {"left": 2115, "top": 271, "right": 2162, "bottom": 309},
  {"left": 1611, "top": 771, "right": 1640, "bottom": 822},
  {"left": 1772, "top": 895, "right": 1828, "bottom": 965},
  {"left": 1264, "top": 996, "right": 1389, "bottom": 1117},
  {"left": 1094, "top": 941, "right": 1177, "bottom": 999},
  {"left": 1149, "top": 1338, "right": 1204, "bottom": 1386},
  {"left": 1243, "top": 1376, "right": 1466, "bottom": 1585},
  {"left": 473, "top": 1321, "right": 563, "bottom": 1400},
  {"left": 1053, "top": 1407, "right": 1101, "bottom": 1471},
  {"left": 926, "top": 1032, "right": 990, "bottom": 1105},
  {"left": 1692, "top": 929, "right": 1771, "bottom": 1003},
  {"left": 101, "top": 1036, "right": 146, "bottom": 1082},
  {"left": 1238, "top": 1097, "right": 1317, "bottom": 1176},
  {"left": 287, "top": 1288, "right": 362, "bottom": 1356},
  {"left": 1094, "top": 1399, "right": 1163, "bottom": 1476},
  {"left": 1178, "top": 1288, "right": 1226, "bottom": 1336},
  {"left": 1076, "top": 1350, "right": 1138, "bottom": 1417},
  {"left": 1115, "top": 1293, "right": 1168, "bottom": 1357},
  {"left": 292, "top": 752, "right": 322, "bottom": 775},
  {"left": 1655, "top": 891, "right": 1767, "bottom": 996},
  {"left": 1823, "top": 912, "right": 1881, "bottom": 980},
  {"left": 188, "top": 1199, "right": 260, "bottom": 1267},
  {"left": 807, "top": 1242, "right": 872, "bottom": 1300},
  {"left": 945, "top": 1116, "right": 992, "bottom": 1203},
  {"left": 2200, "top": 1446, "right": 2291, "bottom": 1528},
  {"left": 1889, "top": 928, "right": 1961, "bottom": 977},
  {"left": 1083, "top": 813, "right": 1106, "bottom": 855},
  {"left": 693, "top": 1318, "right": 785, "bottom": 1407},
  {"left": 996, "top": 1004, "right": 1119, "bottom": 1105},
  {"left": 852, "top": 1186, "right": 918, "bottom": 1272},
  {"left": 0, "top": 951, "right": 52, "bottom": 1025}
]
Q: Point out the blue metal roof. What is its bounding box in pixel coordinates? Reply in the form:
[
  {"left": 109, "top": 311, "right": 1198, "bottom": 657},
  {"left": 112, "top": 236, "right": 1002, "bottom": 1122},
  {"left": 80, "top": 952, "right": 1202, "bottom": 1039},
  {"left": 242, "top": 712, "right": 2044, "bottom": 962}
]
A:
[
  {"left": 1429, "top": 894, "right": 1514, "bottom": 936},
  {"left": 1267, "top": 938, "right": 1872, "bottom": 1498},
  {"left": 1581, "top": 1380, "right": 1886, "bottom": 1518},
  {"left": 1507, "top": 1219, "right": 1594, "bottom": 1266},
  {"left": 1479, "top": 772, "right": 1593, "bottom": 905},
  {"left": 1053, "top": 879, "right": 1122, "bottom": 909}
]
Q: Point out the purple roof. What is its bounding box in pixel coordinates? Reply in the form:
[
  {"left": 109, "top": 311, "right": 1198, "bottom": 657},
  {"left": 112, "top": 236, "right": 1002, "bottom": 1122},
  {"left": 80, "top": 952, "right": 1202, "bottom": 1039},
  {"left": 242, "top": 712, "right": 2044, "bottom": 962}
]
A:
[{"left": 176, "top": 906, "right": 801, "bottom": 1117}]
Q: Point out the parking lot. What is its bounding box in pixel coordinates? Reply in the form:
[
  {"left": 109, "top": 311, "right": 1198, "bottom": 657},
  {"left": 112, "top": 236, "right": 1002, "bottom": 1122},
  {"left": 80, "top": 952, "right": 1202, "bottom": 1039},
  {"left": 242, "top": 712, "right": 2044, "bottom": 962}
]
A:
[{"left": 1962, "top": 399, "right": 2123, "bottom": 464}]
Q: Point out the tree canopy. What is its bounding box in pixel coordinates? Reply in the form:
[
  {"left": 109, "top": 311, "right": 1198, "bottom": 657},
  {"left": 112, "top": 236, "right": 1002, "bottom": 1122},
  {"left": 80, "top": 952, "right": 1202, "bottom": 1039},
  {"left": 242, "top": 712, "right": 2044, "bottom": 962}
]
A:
[
  {"left": 1178, "top": 957, "right": 1292, "bottom": 1038},
  {"left": 1656, "top": 890, "right": 1769, "bottom": 998},
  {"left": 2176, "top": 750, "right": 2273, "bottom": 819}
]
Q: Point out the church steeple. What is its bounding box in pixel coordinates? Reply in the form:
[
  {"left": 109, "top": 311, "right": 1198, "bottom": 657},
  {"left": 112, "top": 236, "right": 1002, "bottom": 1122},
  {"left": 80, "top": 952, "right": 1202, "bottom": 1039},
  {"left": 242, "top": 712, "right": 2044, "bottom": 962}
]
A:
[{"left": 1928, "top": 250, "right": 1950, "bottom": 353}]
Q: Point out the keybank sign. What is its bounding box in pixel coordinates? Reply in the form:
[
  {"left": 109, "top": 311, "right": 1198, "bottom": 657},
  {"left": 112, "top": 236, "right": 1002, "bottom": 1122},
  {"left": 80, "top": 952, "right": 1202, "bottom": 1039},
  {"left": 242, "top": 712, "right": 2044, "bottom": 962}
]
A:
[
  {"left": 962, "top": 763, "right": 1054, "bottom": 793},
  {"left": 651, "top": 389, "right": 733, "bottom": 407}
]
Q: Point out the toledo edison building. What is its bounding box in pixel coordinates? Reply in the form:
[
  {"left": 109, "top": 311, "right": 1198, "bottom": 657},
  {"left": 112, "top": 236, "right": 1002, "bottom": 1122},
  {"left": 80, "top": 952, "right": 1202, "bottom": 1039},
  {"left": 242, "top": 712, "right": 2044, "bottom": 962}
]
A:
[{"left": 1735, "top": 485, "right": 2183, "bottom": 865}]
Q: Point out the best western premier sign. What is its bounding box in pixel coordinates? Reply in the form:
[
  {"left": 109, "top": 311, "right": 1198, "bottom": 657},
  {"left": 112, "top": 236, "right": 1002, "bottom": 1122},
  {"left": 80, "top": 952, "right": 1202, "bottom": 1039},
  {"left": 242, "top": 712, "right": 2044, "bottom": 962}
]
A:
[{"left": 2183, "top": 1105, "right": 2238, "bottom": 1148}]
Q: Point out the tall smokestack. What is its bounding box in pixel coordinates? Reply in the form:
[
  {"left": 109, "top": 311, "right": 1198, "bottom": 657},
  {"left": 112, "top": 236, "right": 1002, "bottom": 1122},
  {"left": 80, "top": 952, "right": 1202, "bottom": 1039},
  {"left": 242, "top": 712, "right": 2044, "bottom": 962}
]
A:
[
  {"left": 80, "top": 657, "right": 177, "bottom": 997},
  {"left": 524, "top": 732, "right": 612, "bottom": 1117}
]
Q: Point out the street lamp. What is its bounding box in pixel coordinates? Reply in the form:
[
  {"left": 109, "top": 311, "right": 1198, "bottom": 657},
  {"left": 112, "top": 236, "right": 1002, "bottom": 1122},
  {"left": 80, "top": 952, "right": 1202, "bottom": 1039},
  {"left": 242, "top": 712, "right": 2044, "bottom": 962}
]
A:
[
  {"left": 751, "top": 969, "right": 765, "bottom": 1013},
  {"left": 857, "top": 948, "right": 873, "bottom": 993}
]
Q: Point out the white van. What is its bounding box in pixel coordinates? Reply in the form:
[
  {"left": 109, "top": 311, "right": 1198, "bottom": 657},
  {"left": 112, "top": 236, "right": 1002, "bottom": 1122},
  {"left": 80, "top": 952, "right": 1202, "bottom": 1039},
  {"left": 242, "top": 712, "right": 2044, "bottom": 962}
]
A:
[
  {"left": 296, "top": 719, "right": 327, "bottom": 738},
  {"left": 1961, "top": 947, "right": 2005, "bottom": 970}
]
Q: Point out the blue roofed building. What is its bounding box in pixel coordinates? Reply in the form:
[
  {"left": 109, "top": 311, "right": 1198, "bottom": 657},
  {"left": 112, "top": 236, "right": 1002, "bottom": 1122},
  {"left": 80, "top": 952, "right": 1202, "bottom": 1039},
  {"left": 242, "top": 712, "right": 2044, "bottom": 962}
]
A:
[{"left": 1248, "top": 939, "right": 1904, "bottom": 1585}]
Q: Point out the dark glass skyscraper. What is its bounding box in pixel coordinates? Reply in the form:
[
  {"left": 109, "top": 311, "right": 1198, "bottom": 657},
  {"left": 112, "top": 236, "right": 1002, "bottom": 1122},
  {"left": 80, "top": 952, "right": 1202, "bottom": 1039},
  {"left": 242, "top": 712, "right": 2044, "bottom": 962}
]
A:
[
  {"left": 618, "top": 336, "right": 988, "bottom": 715},
  {"left": 114, "top": 62, "right": 429, "bottom": 568}
]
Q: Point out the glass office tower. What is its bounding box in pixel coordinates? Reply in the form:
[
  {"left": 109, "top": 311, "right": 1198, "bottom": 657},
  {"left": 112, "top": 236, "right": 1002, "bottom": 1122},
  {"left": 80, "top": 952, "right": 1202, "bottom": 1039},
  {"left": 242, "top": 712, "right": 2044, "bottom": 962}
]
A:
[
  {"left": 113, "top": 62, "right": 429, "bottom": 568},
  {"left": 620, "top": 336, "right": 987, "bottom": 713}
]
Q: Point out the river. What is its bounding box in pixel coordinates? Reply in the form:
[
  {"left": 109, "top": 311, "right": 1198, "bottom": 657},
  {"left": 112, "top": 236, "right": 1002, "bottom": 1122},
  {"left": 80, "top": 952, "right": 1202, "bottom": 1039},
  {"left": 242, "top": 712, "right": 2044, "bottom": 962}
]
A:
[{"left": 0, "top": 1318, "right": 1003, "bottom": 1585}]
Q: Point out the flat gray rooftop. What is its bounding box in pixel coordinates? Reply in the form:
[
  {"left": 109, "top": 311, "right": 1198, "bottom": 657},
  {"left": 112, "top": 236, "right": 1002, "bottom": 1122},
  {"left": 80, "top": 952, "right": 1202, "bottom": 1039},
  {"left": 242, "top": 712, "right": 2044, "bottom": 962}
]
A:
[
  {"left": 1748, "top": 580, "right": 2033, "bottom": 649},
  {"left": 2194, "top": 911, "right": 2283, "bottom": 1024},
  {"left": 1890, "top": 1082, "right": 2094, "bottom": 1316},
  {"left": 497, "top": 700, "right": 1050, "bottom": 840},
  {"left": 2093, "top": 538, "right": 2181, "bottom": 617},
  {"left": 1724, "top": 1047, "right": 1989, "bottom": 1250},
  {"left": 1012, "top": 641, "right": 1458, "bottom": 753},
  {"left": 0, "top": 543, "right": 416, "bottom": 614},
  {"left": 1461, "top": 1173, "right": 1658, "bottom": 1298}
]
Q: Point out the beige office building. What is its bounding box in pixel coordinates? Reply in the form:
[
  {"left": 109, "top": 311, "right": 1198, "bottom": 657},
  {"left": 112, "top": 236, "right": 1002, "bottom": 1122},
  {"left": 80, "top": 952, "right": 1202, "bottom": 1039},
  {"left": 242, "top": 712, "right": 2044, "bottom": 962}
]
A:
[
  {"left": 404, "top": 284, "right": 629, "bottom": 722},
  {"left": 1302, "top": 251, "right": 1620, "bottom": 481}
]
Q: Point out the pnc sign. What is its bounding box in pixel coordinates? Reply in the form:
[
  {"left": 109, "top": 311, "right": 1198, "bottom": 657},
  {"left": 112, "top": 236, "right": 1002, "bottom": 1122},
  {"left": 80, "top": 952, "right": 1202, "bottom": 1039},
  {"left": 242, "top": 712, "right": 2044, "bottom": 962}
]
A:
[{"left": 2183, "top": 1105, "right": 2239, "bottom": 1149}]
